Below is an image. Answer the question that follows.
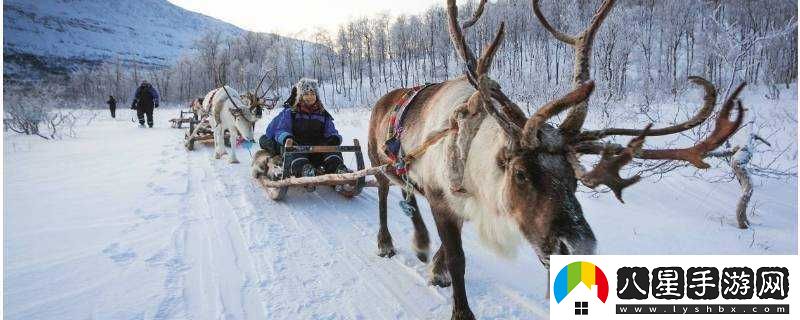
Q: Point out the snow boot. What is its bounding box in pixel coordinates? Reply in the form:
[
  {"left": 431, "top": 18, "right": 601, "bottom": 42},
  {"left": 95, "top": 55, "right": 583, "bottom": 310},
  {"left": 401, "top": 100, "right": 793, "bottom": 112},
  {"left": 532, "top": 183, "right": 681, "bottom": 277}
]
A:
[{"left": 300, "top": 163, "right": 316, "bottom": 192}]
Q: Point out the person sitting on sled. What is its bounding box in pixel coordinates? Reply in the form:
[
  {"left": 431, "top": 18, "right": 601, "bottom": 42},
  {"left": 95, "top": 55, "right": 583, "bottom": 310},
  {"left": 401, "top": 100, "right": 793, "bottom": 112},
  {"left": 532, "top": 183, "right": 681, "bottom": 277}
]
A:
[{"left": 259, "top": 78, "right": 349, "bottom": 180}]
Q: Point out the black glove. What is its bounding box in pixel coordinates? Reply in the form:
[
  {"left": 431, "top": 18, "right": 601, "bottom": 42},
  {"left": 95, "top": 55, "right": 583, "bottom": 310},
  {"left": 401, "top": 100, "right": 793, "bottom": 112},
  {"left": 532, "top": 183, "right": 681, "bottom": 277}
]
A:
[{"left": 325, "top": 135, "right": 342, "bottom": 146}]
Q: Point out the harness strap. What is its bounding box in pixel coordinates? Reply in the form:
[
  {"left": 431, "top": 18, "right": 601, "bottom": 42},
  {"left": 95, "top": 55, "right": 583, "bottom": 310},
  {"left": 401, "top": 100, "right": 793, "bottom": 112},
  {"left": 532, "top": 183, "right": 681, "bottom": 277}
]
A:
[
  {"left": 384, "top": 83, "right": 436, "bottom": 163},
  {"left": 401, "top": 127, "right": 453, "bottom": 164}
]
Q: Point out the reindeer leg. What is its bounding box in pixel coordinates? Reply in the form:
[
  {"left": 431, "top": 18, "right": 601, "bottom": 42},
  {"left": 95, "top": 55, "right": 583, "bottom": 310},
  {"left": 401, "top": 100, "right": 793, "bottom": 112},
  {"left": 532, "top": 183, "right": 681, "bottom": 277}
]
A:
[
  {"left": 376, "top": 174, "right": 396, "bottom": 258},
  {"left": 228, "top": 129, "right": 240, "bottom": 164},
  {"left": 403, "top": 189, "right": 430, "bottom": 263},
  {"left": 428, "top": 245, "right": 451, "bottom": 287},
  {"left": 213, "top": 126, "right": 225, "bottom": 159},
  {"left": 430, "top": 202, "right": 474, "bottom": 320}
]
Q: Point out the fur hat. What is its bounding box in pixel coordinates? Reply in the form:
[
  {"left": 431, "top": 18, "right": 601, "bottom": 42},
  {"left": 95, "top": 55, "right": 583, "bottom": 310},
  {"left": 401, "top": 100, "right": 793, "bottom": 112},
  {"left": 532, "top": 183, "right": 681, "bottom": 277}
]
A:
[
  {"left": 295, "top": 78, "right": 318, "bottom": 97},
  {"left": 288, "top": 78, "right": 320, "bottom": 107}
]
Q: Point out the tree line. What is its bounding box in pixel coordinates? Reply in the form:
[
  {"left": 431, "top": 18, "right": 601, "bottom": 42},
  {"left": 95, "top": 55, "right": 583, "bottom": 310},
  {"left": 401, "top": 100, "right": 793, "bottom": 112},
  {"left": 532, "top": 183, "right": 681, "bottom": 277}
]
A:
[{"left": 22, "top": 0, "right": 799, "bottom": 110}]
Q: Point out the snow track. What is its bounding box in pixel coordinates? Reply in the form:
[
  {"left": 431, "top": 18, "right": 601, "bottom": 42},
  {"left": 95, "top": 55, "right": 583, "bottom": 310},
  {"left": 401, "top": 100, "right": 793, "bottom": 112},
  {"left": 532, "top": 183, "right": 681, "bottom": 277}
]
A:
[{"left": 4, "top": 109, "right": 796, "bottom": 319}]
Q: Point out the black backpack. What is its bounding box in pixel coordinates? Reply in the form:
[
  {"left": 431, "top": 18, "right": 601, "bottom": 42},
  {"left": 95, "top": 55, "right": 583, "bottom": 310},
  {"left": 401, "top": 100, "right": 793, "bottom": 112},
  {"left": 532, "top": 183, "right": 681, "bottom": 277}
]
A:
[{"left": 137, "top": 84, "right": 155, "bottom": 107}]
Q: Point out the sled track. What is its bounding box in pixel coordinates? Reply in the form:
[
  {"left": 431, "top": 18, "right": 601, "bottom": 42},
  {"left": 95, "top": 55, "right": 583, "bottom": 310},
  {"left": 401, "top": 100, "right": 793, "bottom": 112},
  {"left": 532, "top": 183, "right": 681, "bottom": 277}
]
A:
[
  {"left": 173, "top": 141, "right": 552, "bottom": 319},
  {"left": 183, "top": 147, "right": 452, "bottom": 318}
]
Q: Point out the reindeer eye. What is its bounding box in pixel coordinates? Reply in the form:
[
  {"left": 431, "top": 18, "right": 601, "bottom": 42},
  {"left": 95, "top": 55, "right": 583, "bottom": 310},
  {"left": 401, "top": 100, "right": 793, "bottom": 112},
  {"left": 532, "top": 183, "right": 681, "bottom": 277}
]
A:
[{"left": 514, "top": 170, "right": 527, "bottom": 183}]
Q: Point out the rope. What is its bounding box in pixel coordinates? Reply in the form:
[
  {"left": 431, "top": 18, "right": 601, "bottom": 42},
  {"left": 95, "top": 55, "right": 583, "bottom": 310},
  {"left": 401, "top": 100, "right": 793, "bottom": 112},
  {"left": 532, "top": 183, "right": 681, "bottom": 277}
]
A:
[
  {"left": 256, "top": 127, "right": 453, "bottom": 190},
  {"left": 399, "top": 127, "right": 453, "bottom": 164},
  {"left": 394, "top": 127, "right": 453, "bottom": 216}
]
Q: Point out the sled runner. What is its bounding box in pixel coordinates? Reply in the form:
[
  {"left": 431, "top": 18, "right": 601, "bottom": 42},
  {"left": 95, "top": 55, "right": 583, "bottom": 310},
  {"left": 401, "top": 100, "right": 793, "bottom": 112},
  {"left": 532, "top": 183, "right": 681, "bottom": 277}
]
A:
[{"left": 253, "top": 138, "right": 367, "bottom": 201}]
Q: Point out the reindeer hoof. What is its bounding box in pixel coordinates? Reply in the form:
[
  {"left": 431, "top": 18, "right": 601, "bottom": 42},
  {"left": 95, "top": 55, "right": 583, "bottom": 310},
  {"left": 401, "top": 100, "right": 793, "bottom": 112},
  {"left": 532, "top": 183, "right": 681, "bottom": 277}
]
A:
[
  {"left": 230, "top": 158, "right": 240, "bottom": 164},
  {"left": 411, "top": 233, "right": 430, "bottom": 263},
  {"left": 429, "top": 272, "right": 452, "bottom": 288},
  {"left": 214, "top": 152, "right": 223, "bottom": 159},
  {"left": 377, "top": 246, "right": 396, "bottom": 258}
]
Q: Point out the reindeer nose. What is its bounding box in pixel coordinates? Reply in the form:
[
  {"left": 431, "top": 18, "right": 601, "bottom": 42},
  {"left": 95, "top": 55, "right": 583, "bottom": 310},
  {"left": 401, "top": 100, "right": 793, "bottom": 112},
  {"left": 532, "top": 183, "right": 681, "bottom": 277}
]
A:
[{"left": 557, "top": 235, "right": 596, "bottom": 256}]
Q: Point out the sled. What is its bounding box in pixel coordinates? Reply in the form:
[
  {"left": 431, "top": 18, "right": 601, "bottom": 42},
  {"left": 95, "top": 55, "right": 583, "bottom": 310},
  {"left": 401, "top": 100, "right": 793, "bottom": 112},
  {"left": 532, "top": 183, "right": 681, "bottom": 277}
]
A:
[
  {"left": 256, "top": 139, "right": 368, "bottom": 201},
  {"left": 169, "top": 110, "right": 195, "bottom": 129},
  {"left": 184, "top": 116, "right": 230, "bottom": 150}
]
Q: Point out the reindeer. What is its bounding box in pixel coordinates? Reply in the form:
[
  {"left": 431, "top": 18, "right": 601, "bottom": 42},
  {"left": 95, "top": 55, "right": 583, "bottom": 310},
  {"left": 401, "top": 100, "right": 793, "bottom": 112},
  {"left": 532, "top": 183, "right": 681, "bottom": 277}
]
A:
[
  {"left": 366, "top": 0, "right": 746, "bottom": 319},
  {"left": 201, "top": 70, "right": 278, "bottom": 163}
]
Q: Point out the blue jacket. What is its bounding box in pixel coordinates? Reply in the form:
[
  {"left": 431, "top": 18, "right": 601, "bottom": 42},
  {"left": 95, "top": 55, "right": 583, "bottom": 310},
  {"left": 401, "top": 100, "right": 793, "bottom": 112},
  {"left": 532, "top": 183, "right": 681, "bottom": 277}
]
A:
[
  {"left": 265, "top": 104, "right": 341, "bottom": 146},
  {"left": 131, "top": 83, "right": 160, "bottom": 109}
]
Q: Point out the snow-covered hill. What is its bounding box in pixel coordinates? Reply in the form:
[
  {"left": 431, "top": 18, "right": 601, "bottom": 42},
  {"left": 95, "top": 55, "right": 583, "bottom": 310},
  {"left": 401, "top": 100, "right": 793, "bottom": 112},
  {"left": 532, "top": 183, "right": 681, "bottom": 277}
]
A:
[{"left": 3, "top": 0, "right": 243, "bottom": 79}]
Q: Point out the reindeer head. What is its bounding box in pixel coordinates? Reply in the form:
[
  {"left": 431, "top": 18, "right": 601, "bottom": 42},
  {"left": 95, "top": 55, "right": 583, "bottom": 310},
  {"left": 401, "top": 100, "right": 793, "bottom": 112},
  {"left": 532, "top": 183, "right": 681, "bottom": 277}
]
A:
[
  {"left": 219, "top": 84, "right": 258, "bottom": 142},
  {"left": 447, "top": 0, "right": 745, "bottom": 267},
  {"left": 240, "top": 68, "right": 280, "bottom": 119}
]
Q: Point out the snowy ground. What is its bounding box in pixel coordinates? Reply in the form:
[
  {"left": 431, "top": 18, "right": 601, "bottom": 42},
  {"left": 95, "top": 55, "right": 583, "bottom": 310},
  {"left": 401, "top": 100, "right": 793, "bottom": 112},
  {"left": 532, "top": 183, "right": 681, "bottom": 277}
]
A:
[{"left": 3, "top": 92, "right": 797, "bottom": 319}]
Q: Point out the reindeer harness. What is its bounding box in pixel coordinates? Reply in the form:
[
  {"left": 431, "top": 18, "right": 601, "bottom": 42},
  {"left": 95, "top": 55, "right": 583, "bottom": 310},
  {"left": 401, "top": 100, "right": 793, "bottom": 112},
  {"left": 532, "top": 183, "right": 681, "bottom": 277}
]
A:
[
  {"left": 383, "top": 83, "right": 437, "bottom": 175},
  {"left": 383, "top": 83, "right": 456, "bottom": 216}
]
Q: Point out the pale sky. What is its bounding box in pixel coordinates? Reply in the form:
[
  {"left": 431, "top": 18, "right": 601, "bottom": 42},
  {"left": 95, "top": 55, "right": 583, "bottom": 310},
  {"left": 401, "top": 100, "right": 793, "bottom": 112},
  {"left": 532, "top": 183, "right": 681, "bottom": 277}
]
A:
[{"left": 168, "top": 0, "right": 442, "bottom": 38}]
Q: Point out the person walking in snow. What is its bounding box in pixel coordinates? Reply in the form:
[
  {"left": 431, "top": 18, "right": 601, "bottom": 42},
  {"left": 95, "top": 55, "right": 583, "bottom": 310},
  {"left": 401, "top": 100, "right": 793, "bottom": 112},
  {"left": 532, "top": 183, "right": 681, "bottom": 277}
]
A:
[
  {"left": 130, "top": 80, "right": 160, "bottom": 128},
  {"left": 259, "top": 78, "right": 349, "bottom": 184},
  {"left": 107, "top": 95, "right": 117, "bottom": 119}
]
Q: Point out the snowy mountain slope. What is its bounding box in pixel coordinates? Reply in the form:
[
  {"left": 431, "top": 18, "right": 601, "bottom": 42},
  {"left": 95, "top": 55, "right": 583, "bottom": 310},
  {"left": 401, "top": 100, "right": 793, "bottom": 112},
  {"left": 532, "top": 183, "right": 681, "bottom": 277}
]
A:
[
  {"left": 3, "top": 0, "right": 243, "bottom": 78},
  {"left": 4, "top": 86, "right": 797, "bottom": 319}
]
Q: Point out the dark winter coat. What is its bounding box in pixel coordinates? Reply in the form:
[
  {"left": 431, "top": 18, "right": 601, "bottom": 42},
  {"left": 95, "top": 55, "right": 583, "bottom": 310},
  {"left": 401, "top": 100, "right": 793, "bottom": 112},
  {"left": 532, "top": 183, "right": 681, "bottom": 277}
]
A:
[
  {"left": 264, "top": 103, "right": 341, "bottom": 147},
  {"left": 107, "top": 96, "right": 117, "bottom": 109},
  {"left": 131, "top": 83, "right": 160, "bottom": 110}
]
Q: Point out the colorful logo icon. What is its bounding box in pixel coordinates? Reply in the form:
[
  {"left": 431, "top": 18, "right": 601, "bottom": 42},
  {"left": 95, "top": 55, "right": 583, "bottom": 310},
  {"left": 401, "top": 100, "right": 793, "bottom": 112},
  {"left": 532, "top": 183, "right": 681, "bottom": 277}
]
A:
[{"left": 553, "top": 261, "right": 609, "bottom": 303}]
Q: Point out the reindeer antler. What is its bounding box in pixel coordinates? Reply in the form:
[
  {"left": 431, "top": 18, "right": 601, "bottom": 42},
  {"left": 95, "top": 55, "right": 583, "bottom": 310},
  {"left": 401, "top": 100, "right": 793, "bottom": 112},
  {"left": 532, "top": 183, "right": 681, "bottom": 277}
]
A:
[
  {"left": 575, "top": 81, "right": 746, "bottom": 168},
  {"left": 254, "top": 68, "right": 271, "bottom": 97},
  {"left": 569, "top": 124, "right": 651, "bottom": 202},
  {"left": 568, "top": 80, "right": 747, "bottom": 200},
  {"left": 532, "top": 0, "right": 617, "bottom": 137},
  {"left": 532, "top": 0, "right": 746, "bottom": 201},
  {"left": 258, "top": 68, "right": 278, "bottom": 100},
  {"left": 446, "top": 0, "right": 523, "bottom": 147},
  {"left": 522, "top": 81, "right": 595, "bottom": 149},
  {"left": 218, "top": 72, "right": 242, "bottom": 111},
  {"left": 578, "top": 77, "right": 718, "bottom": 141}
]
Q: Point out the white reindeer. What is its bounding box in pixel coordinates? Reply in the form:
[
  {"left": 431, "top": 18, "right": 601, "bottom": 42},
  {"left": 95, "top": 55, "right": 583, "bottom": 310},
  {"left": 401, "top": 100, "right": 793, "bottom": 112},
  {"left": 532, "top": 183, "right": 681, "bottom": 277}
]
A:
[
  {"left": 192, "top": 70, "right": 277, "bottom": 163},
  {"left": 203, "top": 85, "right": 260, "bottom": 163}
]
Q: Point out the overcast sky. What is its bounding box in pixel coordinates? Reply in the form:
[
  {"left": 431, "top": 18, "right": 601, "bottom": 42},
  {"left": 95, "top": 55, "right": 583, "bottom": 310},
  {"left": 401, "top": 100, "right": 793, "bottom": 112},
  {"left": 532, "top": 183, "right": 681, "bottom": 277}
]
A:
[{"left": 168, "top": 0, "right": 442, "bottom": 38}]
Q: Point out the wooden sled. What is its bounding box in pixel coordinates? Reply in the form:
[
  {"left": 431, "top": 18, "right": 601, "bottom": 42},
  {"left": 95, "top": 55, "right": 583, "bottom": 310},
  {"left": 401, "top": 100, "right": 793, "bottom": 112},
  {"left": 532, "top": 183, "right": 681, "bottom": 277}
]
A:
[
  {"left": 169, "top": 110, "right": 195, "bottom": 128},
  {"left": 255, "top": 139, "right": 369, "bottom": 201},
  {"left": 184, "top": 117, "right": 230, "bottom": 150}
]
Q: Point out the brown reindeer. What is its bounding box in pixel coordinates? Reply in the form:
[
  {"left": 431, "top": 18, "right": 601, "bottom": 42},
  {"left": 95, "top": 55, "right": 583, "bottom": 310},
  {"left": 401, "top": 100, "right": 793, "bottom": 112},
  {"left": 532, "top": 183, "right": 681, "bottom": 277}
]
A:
[{"left": 367, "top": 0, "right": 746, "bottom": 319}]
